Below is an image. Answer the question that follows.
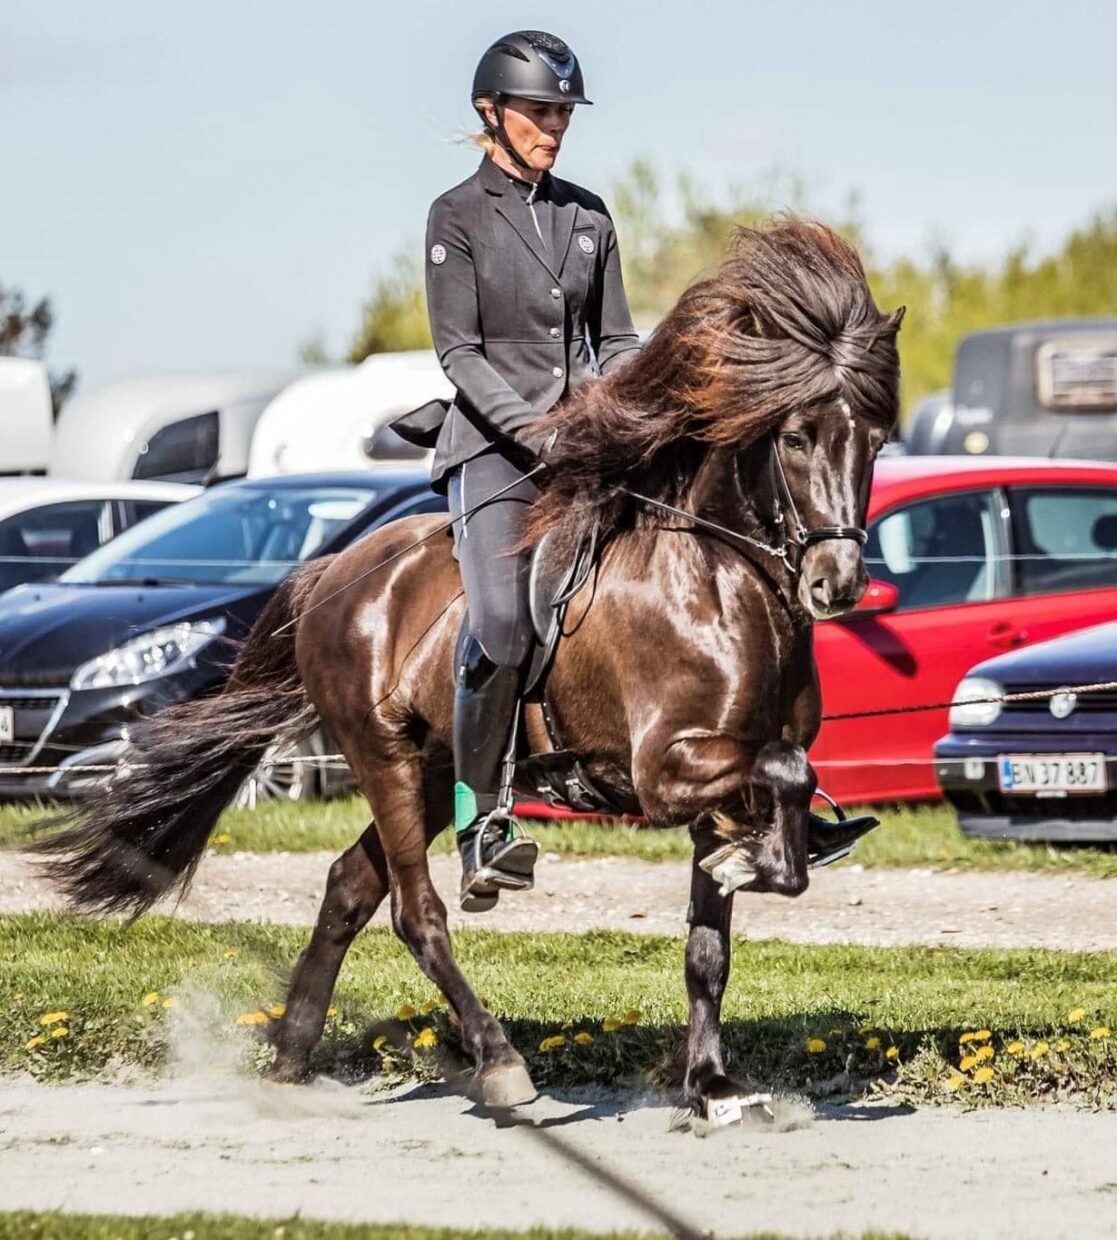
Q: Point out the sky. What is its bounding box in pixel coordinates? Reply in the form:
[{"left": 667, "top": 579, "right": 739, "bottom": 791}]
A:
[{"left": 4, "top": 0, "right": 1116, "bottom": 392}]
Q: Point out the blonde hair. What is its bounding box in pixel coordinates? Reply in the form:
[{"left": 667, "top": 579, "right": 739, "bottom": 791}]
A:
[{"left": 466, "top": 93, "right": 498, "bottom": 155}]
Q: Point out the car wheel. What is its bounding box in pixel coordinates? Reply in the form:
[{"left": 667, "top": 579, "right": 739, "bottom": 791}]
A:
[{"left": 236, "top": 732, "right": 322, "bottom": 807}]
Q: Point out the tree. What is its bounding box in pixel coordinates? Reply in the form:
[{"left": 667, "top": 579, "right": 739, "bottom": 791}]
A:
[
  {"left": 0, "top": 283, "right": 77, "bottom": 416},
  {"left": 347, "top": 251, "right": 432, "bottom": 362}
]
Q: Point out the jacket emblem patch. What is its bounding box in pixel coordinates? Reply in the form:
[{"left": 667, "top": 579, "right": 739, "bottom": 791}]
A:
[
  {"left": 578, "top": 234, "right": 595, "bottom": 255},
  {"left": 430, "top": 244, "right": 447, "bottom": 265}
]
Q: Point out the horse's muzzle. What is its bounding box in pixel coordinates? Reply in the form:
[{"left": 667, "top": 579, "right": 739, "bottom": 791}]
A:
[{"left": 798, "top": 540, "right": 868, "bottom": 620}]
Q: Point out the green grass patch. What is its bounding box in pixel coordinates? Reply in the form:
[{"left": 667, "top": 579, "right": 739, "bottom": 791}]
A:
[
  {"left": 4, "top": 797, "right": 1116, "bottom": 877},
  {"left": 3, "top": 912, "right": 1114, "bottom": 1107}
]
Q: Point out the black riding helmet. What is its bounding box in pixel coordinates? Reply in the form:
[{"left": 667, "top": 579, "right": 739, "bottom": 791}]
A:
[{"left": 472, "top": 30, "right": 593, "bottom": 107}]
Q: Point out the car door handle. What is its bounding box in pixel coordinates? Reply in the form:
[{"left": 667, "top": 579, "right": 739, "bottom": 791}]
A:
[{"left": 988, "top": 622, "right": 1028, "bottom": 650}]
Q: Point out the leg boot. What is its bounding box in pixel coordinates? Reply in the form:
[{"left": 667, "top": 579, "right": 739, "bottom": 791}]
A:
[{"left": 453, "top": 636, "right": 538, "bottom": 912}]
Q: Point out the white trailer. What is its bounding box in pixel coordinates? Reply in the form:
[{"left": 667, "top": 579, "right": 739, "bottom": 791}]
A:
[
  {"left": 0, "top": 358, "right": 53, "bottom": 475},
  {"left": 247, "top": 351, "right": 451, "bottom": 478}
]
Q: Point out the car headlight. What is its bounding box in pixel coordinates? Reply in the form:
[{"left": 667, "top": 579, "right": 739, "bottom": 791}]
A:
[
  {"left": 949, "top": 677, "right": 1004, "bottom": 728},
  {"left": 70, "top": 619, "right": 226, "bottom": 691}
]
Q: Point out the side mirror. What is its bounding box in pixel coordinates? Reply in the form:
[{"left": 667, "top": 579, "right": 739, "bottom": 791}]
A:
[{"left": 853, "top": 578, "right": 899, "bottom": 617}]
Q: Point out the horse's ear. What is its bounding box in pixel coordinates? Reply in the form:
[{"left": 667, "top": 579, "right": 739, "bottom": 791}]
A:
[{"left": 887, "top": 306, "right": 907, "bottom": 333}]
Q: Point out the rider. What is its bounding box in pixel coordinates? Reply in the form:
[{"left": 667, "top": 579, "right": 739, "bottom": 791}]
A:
[{"left": 423, "top": 31, "right": 640, "bottom": 912}]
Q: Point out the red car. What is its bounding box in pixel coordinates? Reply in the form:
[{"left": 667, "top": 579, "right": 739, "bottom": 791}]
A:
[{"left": 813, "top": 457, "right": 1117, "bottom": 803}]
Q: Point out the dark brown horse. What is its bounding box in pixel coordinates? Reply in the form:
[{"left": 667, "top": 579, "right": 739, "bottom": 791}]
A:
[{"left": 41, "top": 218, "right": 902, "bottom": 1121}]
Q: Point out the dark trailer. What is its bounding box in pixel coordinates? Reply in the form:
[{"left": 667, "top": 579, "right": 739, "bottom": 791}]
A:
[{"left": 912, "top": 319, "right": 1117, "bottom": 459}]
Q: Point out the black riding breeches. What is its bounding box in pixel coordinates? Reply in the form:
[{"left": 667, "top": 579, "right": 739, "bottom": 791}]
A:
[{"left": 448, "top": 449, "right": 540, "bottom": 670}]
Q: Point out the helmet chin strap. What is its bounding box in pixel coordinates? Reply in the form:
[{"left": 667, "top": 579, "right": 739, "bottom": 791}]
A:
[{"left": 485, "top": 98, "right": 535, "bottom": 174}]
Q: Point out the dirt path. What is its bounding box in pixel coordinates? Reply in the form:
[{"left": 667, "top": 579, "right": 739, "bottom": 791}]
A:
[
  {"left": 0, "top": 1076, "right": 1115, "bottom": 1238},
  {"left": 4, "top": 849, "right": 1117, "bottom": 949}
]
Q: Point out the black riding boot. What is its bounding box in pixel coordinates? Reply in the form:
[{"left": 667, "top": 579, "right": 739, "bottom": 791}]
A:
[{"left": 453, "top": 636, "right": 538, "bottom": 913}]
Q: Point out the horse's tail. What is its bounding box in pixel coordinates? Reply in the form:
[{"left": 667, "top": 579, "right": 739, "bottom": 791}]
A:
[{"left": 36, "top": 560, "right": 331, "bottom": 917}]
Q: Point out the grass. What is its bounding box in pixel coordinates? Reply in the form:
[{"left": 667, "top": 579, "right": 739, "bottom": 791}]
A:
[
  {"left": 0, "top": 1216, "right": 912, "bottom": 1240},
  {"left": 3, "top": 912, "right": 1114, "bottom": 1107},
  {"left": 3, "top": 797, "right": 1116, "bottom": 877}
]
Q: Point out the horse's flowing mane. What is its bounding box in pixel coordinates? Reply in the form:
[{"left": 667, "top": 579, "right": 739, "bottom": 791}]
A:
[{"left": 530, "top": 215, "right": 903, "bottom": 551}]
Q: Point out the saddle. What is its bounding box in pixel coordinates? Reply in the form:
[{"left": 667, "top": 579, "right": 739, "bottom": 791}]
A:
[{"left": 511, "top": 527, "right": 630, "bottom": 816}]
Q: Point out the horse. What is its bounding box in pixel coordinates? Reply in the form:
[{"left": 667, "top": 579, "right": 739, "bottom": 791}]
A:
[{"left": 40, "top": 217, "right": 903, "bottom": 1122}]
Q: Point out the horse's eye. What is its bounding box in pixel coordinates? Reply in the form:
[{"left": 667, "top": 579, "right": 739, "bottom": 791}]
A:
[{"left": 782, "top": 432, "right": 806, "bottom": 451}]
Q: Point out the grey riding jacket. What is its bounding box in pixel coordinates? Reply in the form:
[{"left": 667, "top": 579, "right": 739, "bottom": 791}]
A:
[{"left": 422, "top": 156, "right": 640, "bottom": 490}]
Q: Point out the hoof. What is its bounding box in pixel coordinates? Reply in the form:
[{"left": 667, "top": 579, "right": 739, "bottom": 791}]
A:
[
  {"left": 704, "top": 1091, "right": 774, "bottom": 1127},
  {"left": 476, "top": 1063, "right": 537, "bottom": 1109},
  {"left": 266, "top": 1056, "right": 311, "bottom": 1085}
]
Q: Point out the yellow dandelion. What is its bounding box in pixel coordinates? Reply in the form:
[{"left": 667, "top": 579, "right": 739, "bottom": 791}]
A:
[
  {"left": 269, "top": 1004, "right": 286, "bottom": 1018},
  {"left": 944, "top": 1074, "right": 966, "bottom": 1092},
  {"left": 602, "top": 1017, "right": 623, "bottom": 1033},
  {"left": 1006, "top": 1041, "right": 1025, "bottom": 1056},
  {"left": 372, "top": 1035, "right": 389, "bottom": 1052},
  {"left": 50, "top": 1027, "right": 69, "bottom": 1040},
  {"left": 1031, "top": 1041, "right": 1050, "bottom": 1060},
  {"left": 24, "top": 1035, "right": 45, "bottom": 1050},
  {"left": 973, "top": 1066, "right": 995, "bottom": 1084},
  {"left": 858, "top": 1024, "right": 875, "bottom": 1035},
  {"left": 39, "top": 1011, "right": 68, "bottom": 1027},
  {"left": 960, "top": 1054, "right": 977, "bottom": 1072},
  {"left": 1067, "top": 1007, "right": 1086, "bottom": 1024},
  {"left": 395, "top": 1004, "right": 417, "bottom": 1022},
  {"left": 885, "top": 1046, "right": 900, "bottom": 1061},
  {"left": 805, "top": 1037, "right": 827, "bottom": 1054},
  {"left": 864, "top": 1036, "right": 881, "bottom": 1050},
  {"left": 971, "top": 1030, "right": 992, "bottom": 1042},
  {"left": 622, "top": 1008, "right": 642, "bottom": 1026},
  {"left": 141, "top": 992, "right": 161, "bottom": 1007},
  {"left": 958, "top": 1032, "right": 976, "bottom": 1045},
  {"left": 539, "top": 1035, "right": 566, "bottom": 1053},
  {"left": 560, "top": 1020, "right": 573, "bottom": 1031},
  {"left": 974, "top": 1045, "right": 994, "bottom": 1063},
  {"left": 420, "top": 999, "right": 440, "bottom": 1015},
  {"left": 413, "top": 1027, "right": 439, "bottom": 1050},
  {"left": 162, "top": 997, "right": 177, "bottom": 1010},
  {"left": 235, "top": 1011, "right": 268, "bottom": 1026},
  {"left": 223, "top": 950, "right": 238, "bottom": 960},
  {"left": 1055, "top": 1039, "right": 1071, "bottom": 1052},
  {"left": 574, "top": 1031, "right": 594, "bottom": 1046},
  {"left": 212, "top": 833, "right": 231, "bottom": 845},
  {"left": 1090, "top": 1027, "right": 1111, "bottom": 1040},
  {"left": 326, "top": 1006, "right": 338, "bottom": 1018}
]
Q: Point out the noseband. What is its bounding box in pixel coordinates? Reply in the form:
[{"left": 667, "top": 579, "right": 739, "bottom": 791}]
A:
[{"left": 625, "top": 434, "right": 867, "bottom": 573}]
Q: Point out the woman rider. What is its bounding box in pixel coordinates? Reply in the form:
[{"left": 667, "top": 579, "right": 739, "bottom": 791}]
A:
[{"left": 423, "top": 31, "right": 640, "bottom": 912}]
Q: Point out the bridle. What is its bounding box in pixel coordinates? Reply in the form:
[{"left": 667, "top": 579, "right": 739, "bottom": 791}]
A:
[{"left": 625, "top": 433, "right": 868, "bottom": 574}]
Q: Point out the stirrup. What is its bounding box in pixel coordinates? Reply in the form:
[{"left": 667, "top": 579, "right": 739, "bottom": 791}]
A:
[
  {"left": 459, "top": 812, "right": 539, "bottom": 913},
  {"left": 808, "top": 791, "right": 879, "bottom": 868}
]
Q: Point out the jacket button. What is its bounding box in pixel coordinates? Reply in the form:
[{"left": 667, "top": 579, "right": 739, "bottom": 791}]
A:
[
  {"left": 549, "top": 327, "right": 560, "bottom": 338},
  {"left": 552, "top": 366, "right": 563, "bottom": 378},
  {"left": 550, "top": 287, "right": 561, "bottom": 299}
]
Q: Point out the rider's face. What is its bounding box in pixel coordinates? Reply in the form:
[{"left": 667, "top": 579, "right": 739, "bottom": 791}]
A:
[{"left": 485, "top": 96, "right": 574, "bottom": 174}]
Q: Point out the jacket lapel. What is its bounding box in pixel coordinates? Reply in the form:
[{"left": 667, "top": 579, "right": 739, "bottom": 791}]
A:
[
  {"left": 477, "top": 157, "right": 559, "bottom": 280},
  {"left": 552, "top": 193, "right": 579, "bottom": 279}
]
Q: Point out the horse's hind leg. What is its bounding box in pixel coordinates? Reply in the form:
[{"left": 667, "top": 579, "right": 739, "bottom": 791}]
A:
[
  {"left": 269, "top": 822, "right": 388, "bottom": 1082},
  {"left": 269, "top": 746, "right": 454, "bottom": 1083}
]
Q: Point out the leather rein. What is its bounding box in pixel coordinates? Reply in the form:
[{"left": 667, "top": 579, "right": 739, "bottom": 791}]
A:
[{"left": 624, "top": 434, "right": 868, "bottom": 573}]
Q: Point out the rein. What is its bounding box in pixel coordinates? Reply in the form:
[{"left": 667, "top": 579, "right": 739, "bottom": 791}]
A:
[{"left": 626, "top": 435, "right": 867, "bottom": 574}]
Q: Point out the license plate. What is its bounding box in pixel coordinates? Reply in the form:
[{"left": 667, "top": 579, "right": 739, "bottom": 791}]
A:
[
  {"left": 998, "top": 753, "right": 1107, "bottom": 795},
  {"left": 0, "top": 706, "right": 12, "bottom": 743}
]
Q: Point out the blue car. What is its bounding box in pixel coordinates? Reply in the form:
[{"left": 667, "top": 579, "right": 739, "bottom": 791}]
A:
[
  {"left": 0, "top": 470, "right": 446, "bottom": 801},
  {"left": 935, "top": 620, "right": 1117, "bottom": 842}
]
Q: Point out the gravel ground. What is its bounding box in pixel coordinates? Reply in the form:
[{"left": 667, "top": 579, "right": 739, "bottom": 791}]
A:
[
  {"left": 3, "top": 849, "right": 1117, "bottom": 949},
  {"left": 0, "top": 1076, "right": 1115, "bottom": 1238}
]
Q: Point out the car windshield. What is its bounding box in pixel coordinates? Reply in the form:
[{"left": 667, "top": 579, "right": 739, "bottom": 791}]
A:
[{"left": 61, "top": 485, "right": 378, "bottom": 586}]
